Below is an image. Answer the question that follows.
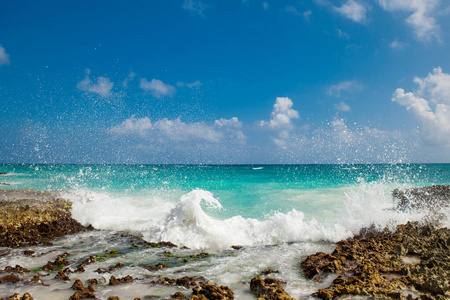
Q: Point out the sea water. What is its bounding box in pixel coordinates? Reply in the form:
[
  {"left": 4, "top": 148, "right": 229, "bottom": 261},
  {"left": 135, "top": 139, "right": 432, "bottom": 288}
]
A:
[{"left": 0, "top": 164, "right": 449, "bottom": 299}]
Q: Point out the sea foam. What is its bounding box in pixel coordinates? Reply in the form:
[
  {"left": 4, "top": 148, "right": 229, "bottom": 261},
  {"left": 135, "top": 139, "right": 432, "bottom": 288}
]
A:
[{"left": 66, "top": 180, "right": 440, "bottom": 250}]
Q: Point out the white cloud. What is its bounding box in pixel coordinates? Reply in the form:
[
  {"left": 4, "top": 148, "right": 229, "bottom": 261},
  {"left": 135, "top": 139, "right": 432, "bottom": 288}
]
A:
[
  {"left": 378, "top": 0, "right": 440, "bottom": 41},
  {"left": 286, "top": 6, "right": 312, "bottom": 19},
  {"left": 334, "top": 101, "right": 351, "bottom": 111},
  {"left": 389, "top": 38, "right": 407, "bottom": 49},
  {"left": 76, "top": 69, "right": 114, "bottom": 97},
  {"left": 177, "top": 80, "right": 203, "bottom": 88},
  {"left": 259, "top": 97, "right": 300, "bottom": 146},
  {"left": 0, "top": 45, "right": 10, "bottom": 66},
  {"left": 263, "top": 2, "right": 269, "bottom": 10},
  {"left": 122, "top": 72, "right": 136, "bottom": 87},
  {"left": 140, "top": 78, "right": 176, "bottom": 98},
  {"left": 183, "top": 0, "right": 208, "bottom": 16},
  {"left": 392, "top": 67, "right": 450, "bottom": 146},
  {"left": 109, "top": 116, "right": 245, "bottom": 144},
  {"left": 327, "top": 80, "right": 363, "bottom": 97},
  {"left": 334, "top": 0, "right": 368, "bottom": 23}
]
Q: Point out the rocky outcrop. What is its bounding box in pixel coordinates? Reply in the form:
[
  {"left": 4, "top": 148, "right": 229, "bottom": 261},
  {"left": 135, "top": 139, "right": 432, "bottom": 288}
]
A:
[
  {"left": 250, "top": 277, "right": 295, "bottom": 300},
  {"left": 302, "top": 221, "right": 450, "bottom": 300},
  {"left": 0, "top": 189, "right": 87, "bottom": 247},
  {"left": 109, "top": 275, "right": 134, "bottom": 285}
]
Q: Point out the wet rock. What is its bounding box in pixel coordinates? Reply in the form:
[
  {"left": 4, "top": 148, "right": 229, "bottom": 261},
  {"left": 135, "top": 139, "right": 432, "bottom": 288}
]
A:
[
  {"left": 0, "top": 274, "right": 21, "bottom": 284},
  {"left": 42, "top": 252, "right": 69, "bottom": 271},
  {"left": 95, "top": 262, "right": 124, "bottom": 274},
  {"left": 143, "top": 263, "right": 168, "bottom": 271},
  {"left": 300, "top": 252, "right": 347, "bottom": 279},
  {"left": 28, "top": 275, "right": 43, "bottom": 285},
  {"left": 250, "top": 277, "right": 295, "bottom": 300},
  {"left": 7, "top": 293, "right": 33, "bottom": 300},
  {"left": 107, "top": 297, "right": 120, "bottom": 300},
  {"left": 69, "top": 282, "right": 96, "bottom": 300},
  {"left": 171, "top": 292, "right": 186, "bottom": 299},
  {"left": 109, "top": 275, "right": 134, "bottom": 285},
  {"left": 150, "top": 275, "right": 206, "bottom": 288},
  {"left": 54, "top": 270, "right": 70, "bottom": 281},
  {"left": 23, "top": 250, "right": 35, "bottom": 256},
  {"left": 72, "top": 279, "right": 84, "bottom": 290},
  {"left": 301, "top": 220, "right": 450, "bottom": 300},
  {"left": 231, "top": 245, "right": 243, "bottom": 250},
  {"left": 260, "top": 269, "right": 280, "bottom": 276},
  {"left": 2, "top": 265, "right": 30, "bottom": 273},
  {"left": 0, "top": 189, "right": 88, "bottom": 247},
  {"left": 87, "top": 278, "right": 98, "bottom": 286},
  {"left": 192, "top": 282, "right": 234, "bottom": 300}
]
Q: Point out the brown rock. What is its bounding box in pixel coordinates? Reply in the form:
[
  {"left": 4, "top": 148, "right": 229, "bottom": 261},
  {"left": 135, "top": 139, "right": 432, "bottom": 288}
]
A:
[
  {"left": 250, "top": 277, "right": 295, "bottom": 300},
  {"left": 55, "top": 270, "right": 70, "bottom": 281},
  {"left": 107, "top": 297, "right": 120, "bottom": 300},
  {"left": 69, "top": 285, "right": 96, "bottom": 300},
  {"left": 109, "top": 275, "right": 134, "bottom": 285},
  {"left": 3, "top": 265, "right": 30, "bottom": 273},
  {"left": 0, "top": 274, "right": 21, "bottom": 284},
  {"left": 192, "top": 282, "right": 234, "bottom": 300},
  {"left": 6, "top": 294, "right": 33, "bottom": 300},
  {"left": 0, "top": 189, "right": 88, "bottom": 248},
  {"left": 72, "top": 279, "right": 84, "bottom": 290}
]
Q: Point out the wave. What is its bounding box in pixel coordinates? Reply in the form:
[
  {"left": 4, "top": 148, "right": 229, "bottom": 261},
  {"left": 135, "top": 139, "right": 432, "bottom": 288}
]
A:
[{"left": 65, "top": 181, "right": 443, "bottom": 250}]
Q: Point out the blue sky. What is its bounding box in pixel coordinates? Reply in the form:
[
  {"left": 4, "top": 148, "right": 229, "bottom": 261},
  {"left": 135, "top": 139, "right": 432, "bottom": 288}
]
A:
[{"left": 1, "top": 0, "right": 450, "bottom": 164}]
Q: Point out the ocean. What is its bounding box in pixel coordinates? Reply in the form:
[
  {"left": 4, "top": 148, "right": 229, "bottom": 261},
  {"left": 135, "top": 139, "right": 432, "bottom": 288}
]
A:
[{"left": 0, "top": 163, "right": 449, "bottom": 299}]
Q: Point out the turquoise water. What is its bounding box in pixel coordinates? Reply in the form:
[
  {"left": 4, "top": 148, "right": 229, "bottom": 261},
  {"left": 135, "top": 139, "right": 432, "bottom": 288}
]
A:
[
  {"left": 1, "top": 164, "right": 449, "bottom": 248},
  {"left": 1, "top": 164, "right": 449, "bottom": 299}
]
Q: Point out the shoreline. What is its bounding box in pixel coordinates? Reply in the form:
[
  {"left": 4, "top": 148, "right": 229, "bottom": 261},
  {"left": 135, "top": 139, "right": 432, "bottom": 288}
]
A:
[{"left": 0, "top": 187, "right": 449, "bottom": 300}]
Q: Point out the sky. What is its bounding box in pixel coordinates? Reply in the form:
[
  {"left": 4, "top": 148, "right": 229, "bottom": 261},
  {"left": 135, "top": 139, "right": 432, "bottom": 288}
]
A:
[{"left": 0, "top": 0, "right": 450, "bottom": 164}]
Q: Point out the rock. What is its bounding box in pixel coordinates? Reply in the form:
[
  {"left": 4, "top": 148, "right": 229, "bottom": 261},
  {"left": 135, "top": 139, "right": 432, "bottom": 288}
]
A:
[
  {"left": 72, "top": 279, "right": 84, "bottom": 290},
  {"left": 250, "top": 277, "right": 295, "bottom": 300},
  {"left": 109, "top": 275, "right": 134, "bottom": 285},
  {"left": 42, "top": 253, "right": 69, "bottom": 271},
  {"left": 2, "top": 265, "right": 30, "bottom": 273},
  {"left": 69, "top": 285, "right": 96, "bottom": 300},
  {"left": 54, "top": 270, "right": 70, "bottom": 281},
  {"left": 0, "top": 274, "right": 21, "bottom": 284},
  {"left": 171, "top": 292, "right": 186, "bottom": 299},
  {"left": 23, "top": 250, "right": 35, "bottom": 256},
  {"left": 6, "top": 294, "right": 33, "bottom": 300},
  {"left": 107, "top": 297, "right": 120, "bottom": 300},
  {"left": 301, "top": 220, "right": 450, "bottom": 300},
  {"left": 192, "top": 282, "right": 234, "bottom": 300},
  {"left": 0, "top": 189, "right": 88, "bottom": 247},
  {"left": 87, "top": 278, "right": 98, "bottom": 286}
]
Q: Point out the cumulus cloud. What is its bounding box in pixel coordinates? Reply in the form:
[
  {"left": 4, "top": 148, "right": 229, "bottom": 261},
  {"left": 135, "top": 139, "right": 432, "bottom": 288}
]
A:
[
  {"left": 392, "top": 67, "right": 450, "bottom": 146},
  {"left": 0, "top": 45, "right": 10, "bottom": 66},
  {"left": 378, "top": 0, "right": 440, "bottom": 41},
  {"left": 327, "top": 80, "right": 363, "bottom": 97},
  {"left": 334, "top": 101, "right": 351, "bottom": 112},
  {"left": 334, "top": 0, "right": 368, "bottom": 23},
  {"left": 76, "top": 69, "right": 114, "bottom": 97},
  {"left": 140, "top": 78, "right": 176, "bottom": 98},
  {"left": 183, "top": 0, "right": 208, "bottom": 16},
  {"left": 259, "top": 97, "right": 300, "bottom": 146},
  {"left": 109, "top": 116, "right": 245, "bottom": 144}
]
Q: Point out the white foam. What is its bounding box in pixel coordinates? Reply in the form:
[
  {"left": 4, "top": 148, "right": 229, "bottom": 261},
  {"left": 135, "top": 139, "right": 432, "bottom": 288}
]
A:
[{"left": 67, "top": 183, "right": 448, "bottom": 250}]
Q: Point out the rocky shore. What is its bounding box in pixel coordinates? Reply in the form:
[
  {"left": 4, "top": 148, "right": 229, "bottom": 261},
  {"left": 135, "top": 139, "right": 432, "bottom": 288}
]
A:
[
  {"left": 0, "top": 189, "right": 88, "bottom": 248},
  {"left": 0, "top": 186, "right": 449, "bottom": 300}
]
